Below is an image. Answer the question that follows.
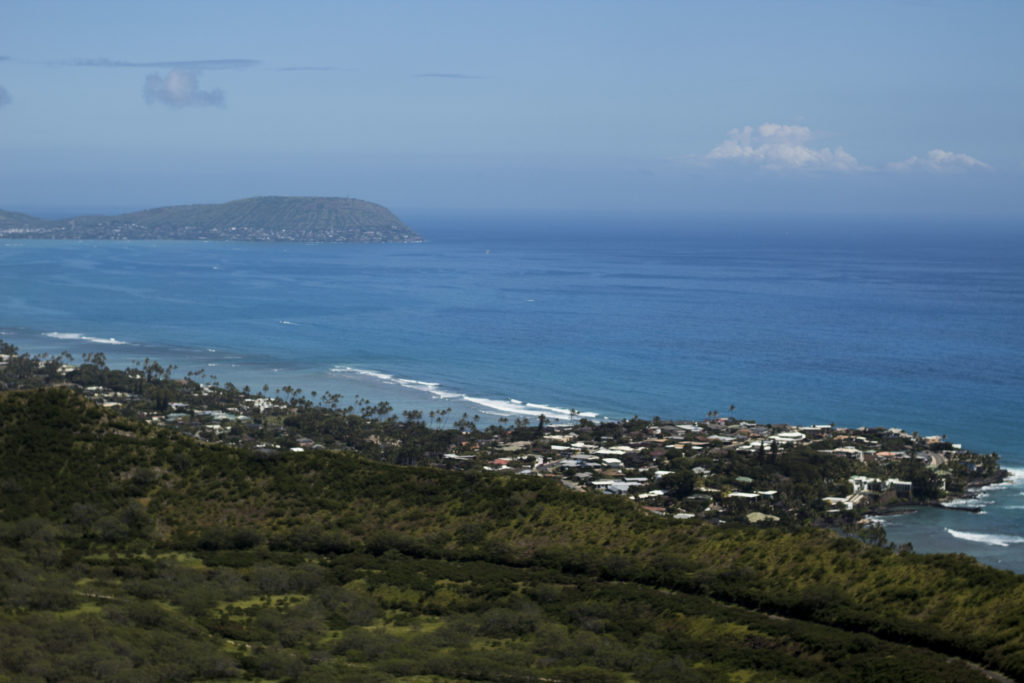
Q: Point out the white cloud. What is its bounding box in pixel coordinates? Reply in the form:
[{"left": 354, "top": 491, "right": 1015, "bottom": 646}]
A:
[
  {"left": 888, "top": 149, "right": 989, "bottom": 172},
  {"left": 707, "top": 123, "right": 861, "bottom": 171},
  {"left": 77, "top": 58, "right": 257, "bottom": 70},
  {"left": 144, "top": 69, "right": 224, "bottom": 108},
  {"left": 756, "top": 123, "right": 813, "bottom": 142}
]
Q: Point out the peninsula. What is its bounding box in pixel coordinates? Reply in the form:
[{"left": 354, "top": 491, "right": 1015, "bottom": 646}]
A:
[
  {"left": 0, "top": 196, "right": 422, "bottom": 243},
  {"left": 1, "top": 341, "right": 1022, "bottom": 681}
]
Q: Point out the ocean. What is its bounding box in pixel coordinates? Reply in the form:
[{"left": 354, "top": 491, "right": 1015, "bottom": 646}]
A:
[{"left": 2, "top": 213, "right": 1022, "bottom": 571}]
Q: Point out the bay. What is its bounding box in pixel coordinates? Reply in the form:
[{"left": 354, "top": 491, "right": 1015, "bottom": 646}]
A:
[{"left": 2, "top": 213, "right": 1022, "bottom": 570}]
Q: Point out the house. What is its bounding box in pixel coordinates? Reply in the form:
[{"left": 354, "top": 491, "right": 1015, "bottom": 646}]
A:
[
  {"left": 747, "top": 512, "right": 780, "bottom": 523},
  {"left": 771, "top": 431, "right": 806, "bottom": 444},
  {"left": 832, "top": 446, "right": 864, "bottom": 460},
  {"left": 849, "top": 476, "right": 882, "bottom": 493},
  {"left": 849, "top": 476, "right": 912, "bottom": 496},
  {"left": 874, "top": 450, "right": 907, "bottom": 461},
  {"left": 885, "top": 479, "right": 913, "bottom": 495}
]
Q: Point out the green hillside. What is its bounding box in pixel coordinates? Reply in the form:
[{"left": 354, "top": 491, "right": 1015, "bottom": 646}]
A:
[
  {"left": 0, "top": 209, "right": 43, "bottom": 233},
  {"left": 1, "top": 387, "right": 1022, "bottom": 681},
  {"left": 0, "top": 196, "right": 421, "bottom": 243}
]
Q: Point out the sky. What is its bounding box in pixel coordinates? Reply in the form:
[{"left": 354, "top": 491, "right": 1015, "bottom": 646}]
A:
[{"left": 1, "top": 0, "right": 1022, "bottom": 223}]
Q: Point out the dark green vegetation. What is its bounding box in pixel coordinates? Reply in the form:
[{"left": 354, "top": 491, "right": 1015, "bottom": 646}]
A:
[
  {"left": 0, "top": 209, "right": 43, "bottom": 231},
  {"left": 0, "top": 196, "right": 421, "bottom": 243},
  {"left": 5, "top": 340, "right": 998, "bottom": 530},
  {"left": 2, "top": 387, "right": 1024, "bottom": 681}
]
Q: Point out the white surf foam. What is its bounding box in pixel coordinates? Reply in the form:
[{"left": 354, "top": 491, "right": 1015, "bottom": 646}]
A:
[
  {"left": 43, "top": 331, "right": 129, "bottom": 346},
  {"left": 464, "top": 396, "right": 570, "bottom": 420},
  {"left": 330, "top": 365, "right": 597, "bottom": 422},
  {"left": 452, "top": 396, "right": 597, "bottom": 421},
  {"left": 941, "top": 496, "right": 993, "bottom": 508},
  {"left": 965, "top": 468, "right": 1024, "bottom": 498},
  {"left": 945, "top": 528, "right": 1024, "bottom": 547},
  {"left": 332, "top": 366, "right": 452, "bottom": 399},
  {"left": 333, "top": 366, "right": 397, "bottom": 382}
]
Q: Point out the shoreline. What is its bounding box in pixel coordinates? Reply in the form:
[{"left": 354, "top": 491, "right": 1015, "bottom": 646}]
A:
[
  {"left": 3, "top": 338, "right": 1023, "bottom": 572},
  {"left": 2, "top": 327, "right": 619, "bottom": 428},
  {"left": 871, "top": 468, "right": 1017, "bottom": 517},
  {"left": 873, "top": 468, "right": 1024, "bottom": 571},
  {"left": 10, "top": 326, "right": 1022, "bottom": 456}
]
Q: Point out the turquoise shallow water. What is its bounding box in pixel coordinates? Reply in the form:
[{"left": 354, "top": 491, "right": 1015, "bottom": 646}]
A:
[{"left": 2, "top": 214, "right": 1022, "bottom": 570}]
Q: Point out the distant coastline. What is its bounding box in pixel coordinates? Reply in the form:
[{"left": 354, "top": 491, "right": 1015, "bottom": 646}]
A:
[
  {"left": 0, "top": 340, "right": 1007, "bottom": 544},
  {"left": 0, "top": 196, "right": 422, "bottom": 243},
  {"left": 2, "top": 229, "right": 1021, "bottom": 573}
]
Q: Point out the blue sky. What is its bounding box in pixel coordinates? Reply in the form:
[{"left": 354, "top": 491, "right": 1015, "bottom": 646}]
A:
[{"left": 1, "top": 0, "right": 1021, "bottom": 221}]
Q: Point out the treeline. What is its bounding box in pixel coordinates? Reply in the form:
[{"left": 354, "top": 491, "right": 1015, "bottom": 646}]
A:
[
  {"left": 0, "top": 340, "right": 995, "bottom": 519},
  {"left": 1, "top": 387, "right": 1023, "bottom": 681}
]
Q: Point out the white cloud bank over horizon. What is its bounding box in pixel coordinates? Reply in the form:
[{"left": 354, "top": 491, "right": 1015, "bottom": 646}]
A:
[
  {"left": 888, "top": 149, "right": 990, "bottom": 172},
  {"left": 706, "top": 123, "right": 989, "bottom": 174},
  {"left": 77, "top": 58, "right": 258, "bottom": 70},
  {"left": 707, "top": 123, "right": 861, "bottom": 171},
  {"left": 144, "top": 69, "right": 224, "bottom": 108}
]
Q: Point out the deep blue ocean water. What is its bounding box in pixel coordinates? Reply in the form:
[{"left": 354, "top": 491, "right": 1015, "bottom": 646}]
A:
[{"left": 2, "top": 214, "right": 1022, "bottom": 571}]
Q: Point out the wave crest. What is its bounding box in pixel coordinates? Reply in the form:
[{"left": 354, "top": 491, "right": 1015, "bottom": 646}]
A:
[
  {"left": 941, "top": 496, "right": 992, "bottom": 508},
  {"left": 44, "top": 331, "right": 129, "bottom": 346},
  {"left": 330, "top": 365, "right": 597, "bottom": 421},
  {"left": 945, "top": 528, "right": 1024, "bottom": 547}
]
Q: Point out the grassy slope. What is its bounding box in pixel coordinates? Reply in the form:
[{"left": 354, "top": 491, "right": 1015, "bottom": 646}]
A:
[{"left": 1, "top": 387, "right": 1022, "bottom": 681}]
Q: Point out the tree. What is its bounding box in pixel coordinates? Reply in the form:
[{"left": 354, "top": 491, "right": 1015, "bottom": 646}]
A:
[{"left": 661, "top": 471, "right": 695, "bottom": 499}]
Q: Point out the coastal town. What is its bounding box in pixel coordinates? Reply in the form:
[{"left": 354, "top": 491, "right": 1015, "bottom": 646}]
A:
[
  {"left": 0, "top": 342, "right": 1005, "bottom": 538},
  {"left": 5, "top": 342, "right": 1024, "bottom": 682}
]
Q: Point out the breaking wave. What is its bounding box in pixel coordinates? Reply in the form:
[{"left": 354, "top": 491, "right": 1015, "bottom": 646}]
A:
[
  {"left": 330, "top": 365, "right": 598, "bottom": 422},
  {"left": 945, "top": 529, "right": 1024, "bottom": 547},
  {"left": 941, "top": 496, "right": 993, "bottom": 509},
  {"left": 462, "top": 396, "right": 598, "bottom": 421},
  {"left": 43, "top": 331, "right": 129, "bottom": 346},
  {"left": 944, "top": 468, "right": 1024, "bottom": 509}
]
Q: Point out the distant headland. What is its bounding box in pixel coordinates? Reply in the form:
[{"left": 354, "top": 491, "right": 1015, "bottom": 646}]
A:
[{"left": 0, "top": 196, "right": 422, "bottom": 243}]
